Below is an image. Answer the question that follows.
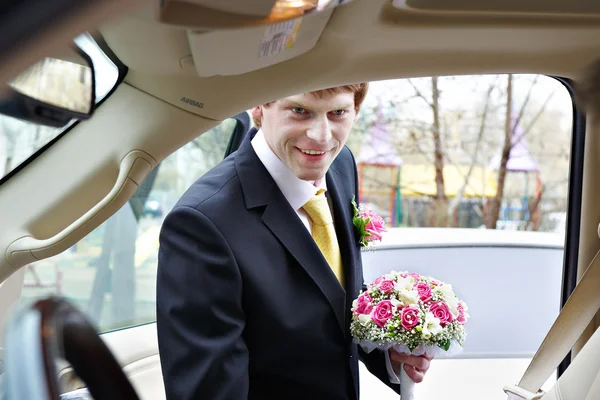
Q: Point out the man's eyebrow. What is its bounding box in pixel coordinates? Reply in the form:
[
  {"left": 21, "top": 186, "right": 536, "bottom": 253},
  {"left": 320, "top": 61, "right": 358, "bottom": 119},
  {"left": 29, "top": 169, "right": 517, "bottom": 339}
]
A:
[
  {"left": 332, "top": 103, "right": 354, "bottom": 110},
  {"left": 282, "top": 101, "right": 308, "bottom": 108},
  {"left": 281, "top": 101, "right": 353, "bottom": 110}
]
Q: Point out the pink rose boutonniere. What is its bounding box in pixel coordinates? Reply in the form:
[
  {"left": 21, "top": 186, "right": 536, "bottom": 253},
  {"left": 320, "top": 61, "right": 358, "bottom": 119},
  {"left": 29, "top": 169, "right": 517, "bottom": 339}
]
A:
[{"left": 351, "top": 196, "right": 387, "bottom": 248}]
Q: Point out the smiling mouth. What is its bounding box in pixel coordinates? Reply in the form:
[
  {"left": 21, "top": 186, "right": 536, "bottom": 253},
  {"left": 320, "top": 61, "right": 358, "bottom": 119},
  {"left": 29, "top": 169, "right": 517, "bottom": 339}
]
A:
[{"left": 299, "top": 148, "right": 326, "bottom": 155}]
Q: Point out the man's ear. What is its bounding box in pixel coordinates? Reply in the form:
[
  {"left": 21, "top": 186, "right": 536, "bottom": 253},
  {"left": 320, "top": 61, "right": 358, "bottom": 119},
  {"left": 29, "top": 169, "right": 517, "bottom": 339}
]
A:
[
  {"left": 251, "top": 106, "right": 262, "bottom": 119},
  {"left": 250, "top": 106, "right": 263, "bottom": 128}
]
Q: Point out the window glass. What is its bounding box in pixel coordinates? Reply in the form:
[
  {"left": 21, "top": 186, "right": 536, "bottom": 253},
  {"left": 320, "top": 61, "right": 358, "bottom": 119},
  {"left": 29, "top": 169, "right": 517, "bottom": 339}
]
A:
[
  {"left": 0, "top": 33, "right": 119, "bottom": 181},
  {"left": 349, "top": 75, "right": 572, "bottom": 234},
  {"left": 350, "top": 75, "right": 571, "bottom": 390},
  {"left": 19, "top": 119, "right": 237, "bottom": 332}
]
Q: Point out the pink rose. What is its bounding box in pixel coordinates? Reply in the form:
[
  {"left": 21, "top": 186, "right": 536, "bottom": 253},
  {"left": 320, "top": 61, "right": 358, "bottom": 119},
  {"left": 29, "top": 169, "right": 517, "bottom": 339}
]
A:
[
  {"left": 457, "top": 302, "right": 467, "bottom": 325},
  {"left": 430, "top": 301, "right": 453, "bottom": 326},
  {"left": 378, "top": 279, "right": 395, "bottom": 293},
  {"left": 371, "top": 300, "right": 395, "bottom": 328},
  {"left": 360, "top": 208, "right": 387, "bottom": 242},
  {"left": 372, "top": 276, "right": 384, "bottom": 287},
  {"left": 408, "top": 272, "right": 421, "bottom": 280},
  {"left": 415, "top": 282, "right": 432, "bottom": 302},
  {"left": 401, "top": 306, "right": 420, "bottom": 330},
  {"left": 354, "top": 292, "right": 373, "bottom": 315}
]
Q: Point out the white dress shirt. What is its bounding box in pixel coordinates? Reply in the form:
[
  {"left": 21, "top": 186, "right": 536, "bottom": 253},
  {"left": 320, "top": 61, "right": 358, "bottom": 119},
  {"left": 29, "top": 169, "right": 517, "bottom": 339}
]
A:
[
  {"left": 251, "top": 129, "right": 327, "bottom": 232},
  {"left": 251, "top": 129, "right": 401, "bottom": 385}
]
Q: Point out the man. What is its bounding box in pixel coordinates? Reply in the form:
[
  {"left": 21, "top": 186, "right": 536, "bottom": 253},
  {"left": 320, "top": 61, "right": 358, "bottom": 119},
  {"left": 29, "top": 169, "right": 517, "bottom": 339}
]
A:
[{"left": 156, "top": 83, "right": 431, "bottom": 400}]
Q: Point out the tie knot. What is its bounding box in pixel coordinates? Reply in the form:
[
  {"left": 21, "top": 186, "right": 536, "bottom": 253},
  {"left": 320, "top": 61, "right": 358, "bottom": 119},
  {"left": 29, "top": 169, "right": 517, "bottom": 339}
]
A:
[{"left": 302, "top": 189, "right": 332, "bottom": 226}]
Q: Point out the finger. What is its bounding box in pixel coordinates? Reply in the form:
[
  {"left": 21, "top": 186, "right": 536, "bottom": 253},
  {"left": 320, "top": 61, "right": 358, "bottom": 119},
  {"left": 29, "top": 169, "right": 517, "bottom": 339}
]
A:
[
  {"left": 403, "top": 364, "right": 425, "bottom": 383},
  {"left": 390, "top": 353, "right": 430, "bottom": 371}
]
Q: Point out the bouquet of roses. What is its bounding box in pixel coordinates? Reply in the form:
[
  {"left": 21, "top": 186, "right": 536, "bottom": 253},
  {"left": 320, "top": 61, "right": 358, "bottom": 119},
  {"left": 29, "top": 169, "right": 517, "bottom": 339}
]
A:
[{"left": 351, "top": 271, "right": 469, "bottom": 400}]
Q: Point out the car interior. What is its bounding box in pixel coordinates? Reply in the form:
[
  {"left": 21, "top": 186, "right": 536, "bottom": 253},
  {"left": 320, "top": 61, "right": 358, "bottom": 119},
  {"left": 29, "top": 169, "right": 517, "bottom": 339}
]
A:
[{"left": 1, "top": 0, "right": 600, "bottom": 399}]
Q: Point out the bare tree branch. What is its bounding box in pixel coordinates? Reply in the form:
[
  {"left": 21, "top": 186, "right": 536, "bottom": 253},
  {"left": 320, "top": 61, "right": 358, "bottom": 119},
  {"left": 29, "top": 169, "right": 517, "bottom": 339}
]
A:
[
  {"left": 511, "top": 75, "right": 539, "bottom": 134},
  {"left": 407, "top": 79, "right": 434, "bottom": 109},
  {"left": 511, "top": 89, "right": 557, "bottom": 149},
  {"left": 488, "top": 74, "right": 513, "bottom": 229},
  {"left": 448, "top": 81, "right": 496, "bottom": 216}
]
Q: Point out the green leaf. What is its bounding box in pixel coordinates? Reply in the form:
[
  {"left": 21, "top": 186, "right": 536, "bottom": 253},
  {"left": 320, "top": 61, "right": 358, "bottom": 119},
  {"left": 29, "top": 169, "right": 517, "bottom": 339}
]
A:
[
  {"left": 351, "top": 196, "right": 360, "bottom": 218},
  {"left": 439, "top": 339, "right": 451, "bottom": 351}
]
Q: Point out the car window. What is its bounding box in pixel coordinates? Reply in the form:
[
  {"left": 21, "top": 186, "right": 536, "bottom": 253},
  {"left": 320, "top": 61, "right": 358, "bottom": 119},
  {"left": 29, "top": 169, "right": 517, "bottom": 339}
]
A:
[
  {"left": 0, "top": 33, "right": 119, "bottom": 182},
  {"left": 19, "top": 118, "right": 237, "bottom": 332},
  {"left": 349, "top": 74, "right": 572, "bottom": 357}
]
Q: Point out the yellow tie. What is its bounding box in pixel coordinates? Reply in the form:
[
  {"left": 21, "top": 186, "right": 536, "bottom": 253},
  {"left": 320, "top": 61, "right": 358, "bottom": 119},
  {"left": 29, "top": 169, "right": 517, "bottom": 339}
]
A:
[{"left": 302, "top": 188, "right": 345, "bottom": 288}]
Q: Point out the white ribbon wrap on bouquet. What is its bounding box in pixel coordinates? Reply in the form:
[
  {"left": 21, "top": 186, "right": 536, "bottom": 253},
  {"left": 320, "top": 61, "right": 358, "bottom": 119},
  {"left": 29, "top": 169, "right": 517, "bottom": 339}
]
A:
[
  {"left": 356, "top": 339, "right": 464, "bottom": 400},
  {"left": 400, "top": 364, "right": 415, "bottom": 400}
]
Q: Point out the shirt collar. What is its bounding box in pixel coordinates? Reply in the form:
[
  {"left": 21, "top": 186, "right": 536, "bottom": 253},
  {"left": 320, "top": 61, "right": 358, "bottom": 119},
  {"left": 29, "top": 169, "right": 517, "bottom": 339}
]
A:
[{"left": 251, "top": 129, "right": 326, "bottom": 211}]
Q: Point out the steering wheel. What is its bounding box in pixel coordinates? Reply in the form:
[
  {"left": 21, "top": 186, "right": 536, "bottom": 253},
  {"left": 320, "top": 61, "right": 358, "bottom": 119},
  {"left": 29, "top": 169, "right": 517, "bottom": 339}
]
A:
[{"left": 2, "top": 297, "right": 139, "bottom": 400}]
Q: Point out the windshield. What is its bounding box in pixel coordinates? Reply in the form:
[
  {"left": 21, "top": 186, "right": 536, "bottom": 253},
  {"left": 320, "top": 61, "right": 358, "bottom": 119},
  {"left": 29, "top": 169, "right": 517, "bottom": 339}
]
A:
[{"left": 0, "top": 33, "right": 119, "bottom": 182}]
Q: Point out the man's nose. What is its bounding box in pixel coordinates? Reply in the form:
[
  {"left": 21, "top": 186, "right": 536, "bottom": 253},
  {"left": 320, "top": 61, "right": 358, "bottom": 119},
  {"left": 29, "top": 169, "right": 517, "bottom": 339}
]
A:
[{"left": 306, "top": 116, "right": 332, "bottom": 144}]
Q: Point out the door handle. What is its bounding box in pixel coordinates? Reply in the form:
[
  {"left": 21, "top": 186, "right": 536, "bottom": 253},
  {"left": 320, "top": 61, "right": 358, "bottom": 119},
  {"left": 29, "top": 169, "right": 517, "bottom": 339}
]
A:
[{"left": 4, "top": 150, "right": 156, "bottom": 280}]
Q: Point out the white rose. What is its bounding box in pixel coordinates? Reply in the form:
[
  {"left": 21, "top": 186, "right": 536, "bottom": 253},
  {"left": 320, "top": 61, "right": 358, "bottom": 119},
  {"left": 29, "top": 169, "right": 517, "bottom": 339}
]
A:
[
  {"left": 399, "top": 289, "right": 420, "bottom": 306},
  {"left": 424, "top": 312, "right": 443, "bottom": 335},
  {"left": 390, "top": 298, "right": 402, "bottom": 308},
  {"left": 352, "top": 299, "right": 358, "bottom": 310},
  {"left": 447, "top": 297, "right": 460, "bottom": 318},
  {"left": 395, "top": 276, "right": 413, "bottom": 291},
  {"left": 438, "top": 284, "right": 455, "bottom": 299},
  {"left": 358, "top": 314, "right": 371, "bottom": 326}
]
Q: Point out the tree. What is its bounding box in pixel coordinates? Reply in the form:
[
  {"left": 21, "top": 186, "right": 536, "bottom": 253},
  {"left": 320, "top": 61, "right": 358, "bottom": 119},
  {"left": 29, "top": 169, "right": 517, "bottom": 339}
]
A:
[
  {"left": 430, "top": 77, "right": 448, "bottom": 227},
  {"left": 487, "top": 74, "right": 514, "bottom": 229},
  {"left": 447, "top": 80, "right": 497, "bottom": 218},
  {"left": 486, "top": 75, "right": 557, "bottom": 229},
  {"left": 407, "top": 77, "right": 449, "bottom": 226}
]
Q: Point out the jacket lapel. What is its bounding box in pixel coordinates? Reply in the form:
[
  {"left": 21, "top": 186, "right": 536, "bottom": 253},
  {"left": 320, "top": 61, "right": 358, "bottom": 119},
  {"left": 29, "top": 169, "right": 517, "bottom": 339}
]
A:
[
  {"left": 235, "top": 130, "right": 346, "bottom": 334},
  {"left": 261, "top": 203, "right": 347, "bottom": 333}
]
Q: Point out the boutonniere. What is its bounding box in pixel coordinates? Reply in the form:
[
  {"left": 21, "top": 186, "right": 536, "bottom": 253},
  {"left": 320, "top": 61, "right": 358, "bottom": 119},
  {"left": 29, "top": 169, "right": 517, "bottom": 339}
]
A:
[{"left": 351, "top": 196, "right": 387, "bottom": 249}]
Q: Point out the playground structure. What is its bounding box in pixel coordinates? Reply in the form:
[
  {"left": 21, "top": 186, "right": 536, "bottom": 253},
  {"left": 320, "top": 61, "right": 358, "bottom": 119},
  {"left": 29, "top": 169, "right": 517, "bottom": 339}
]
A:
[{"left": 356, "top": 106, "right": 498, "bottom": 227}]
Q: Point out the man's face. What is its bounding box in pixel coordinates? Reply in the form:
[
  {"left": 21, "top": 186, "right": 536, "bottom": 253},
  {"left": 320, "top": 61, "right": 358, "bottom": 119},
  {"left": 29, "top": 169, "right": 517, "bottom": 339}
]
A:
[{"left": 254, "top": 92, "right": 357, "bottom": 181}]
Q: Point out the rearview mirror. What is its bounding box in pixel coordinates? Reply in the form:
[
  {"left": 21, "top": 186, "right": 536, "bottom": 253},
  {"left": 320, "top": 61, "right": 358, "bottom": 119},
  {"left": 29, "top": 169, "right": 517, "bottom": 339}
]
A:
[{"left": 0, "top": 45, "right": 95, "bottom": 128}]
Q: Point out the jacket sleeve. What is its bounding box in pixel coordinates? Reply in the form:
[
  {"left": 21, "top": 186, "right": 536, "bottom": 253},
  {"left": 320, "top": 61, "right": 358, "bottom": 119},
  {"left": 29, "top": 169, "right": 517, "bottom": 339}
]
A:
[
  {"left": 156, "top": 205, "right": 248, "bottom": 400},
  {"left": 348, "top": 147, "right": 401, "bottom": 394}
]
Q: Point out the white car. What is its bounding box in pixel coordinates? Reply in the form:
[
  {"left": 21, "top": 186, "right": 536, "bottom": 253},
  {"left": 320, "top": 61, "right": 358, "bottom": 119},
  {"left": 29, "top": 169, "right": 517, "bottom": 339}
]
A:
[{"left": 358, "top": 228, "right": 563, "bottom": 399}]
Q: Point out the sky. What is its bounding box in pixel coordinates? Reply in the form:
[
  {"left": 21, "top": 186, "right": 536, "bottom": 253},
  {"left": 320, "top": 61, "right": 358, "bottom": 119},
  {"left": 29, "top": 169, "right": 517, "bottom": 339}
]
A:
[{"left": 362, "top": 74, "right": 573, "bottom": 134}]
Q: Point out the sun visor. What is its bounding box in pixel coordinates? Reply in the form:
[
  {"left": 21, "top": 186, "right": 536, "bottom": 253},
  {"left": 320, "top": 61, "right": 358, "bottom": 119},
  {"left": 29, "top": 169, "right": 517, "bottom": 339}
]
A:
[
  {"left": 392, "top": 0, "right": 600, "bottom": 15},
  {"left": 186, "top": 9, "right": 334, "bottom": 77},
  {"left": 158, "top": 0, "right": 354, "bottom": 29}
]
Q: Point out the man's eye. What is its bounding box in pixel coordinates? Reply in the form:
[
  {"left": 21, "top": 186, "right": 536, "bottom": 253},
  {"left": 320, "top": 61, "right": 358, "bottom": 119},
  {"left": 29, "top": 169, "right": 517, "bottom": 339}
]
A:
[
  {"left": 292, "top": 107, "right": 306, "bottom": 114},
  {"left": 332, "top": 110, "right": 346, "bottom": 116}
]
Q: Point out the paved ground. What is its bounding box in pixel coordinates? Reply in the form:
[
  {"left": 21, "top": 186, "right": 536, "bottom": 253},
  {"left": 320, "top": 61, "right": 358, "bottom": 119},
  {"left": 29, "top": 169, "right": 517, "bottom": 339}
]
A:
[{"left": 359, "top": 358, "right": 556, "bottom": 400}]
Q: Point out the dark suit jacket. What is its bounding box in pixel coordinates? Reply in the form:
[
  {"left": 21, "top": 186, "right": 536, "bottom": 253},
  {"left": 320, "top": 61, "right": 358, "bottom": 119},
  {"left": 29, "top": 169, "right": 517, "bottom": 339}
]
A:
[{"left": 156, "top": 128, "right": 400, "bottom": 400}]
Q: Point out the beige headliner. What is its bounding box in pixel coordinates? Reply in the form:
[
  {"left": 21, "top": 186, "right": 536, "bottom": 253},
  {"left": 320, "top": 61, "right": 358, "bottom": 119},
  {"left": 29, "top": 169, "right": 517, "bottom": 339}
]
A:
[{"left": 101, "top": 0, "right": 600, "bottom": 120}]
